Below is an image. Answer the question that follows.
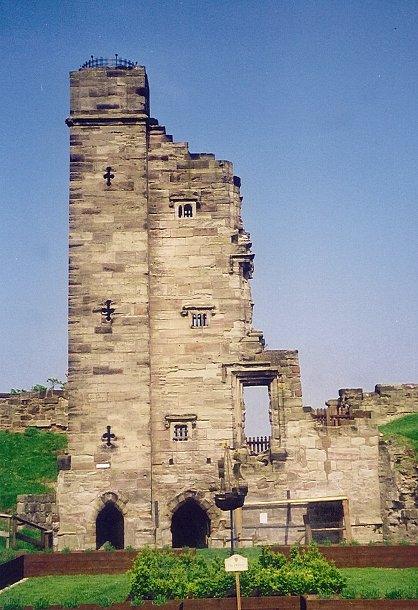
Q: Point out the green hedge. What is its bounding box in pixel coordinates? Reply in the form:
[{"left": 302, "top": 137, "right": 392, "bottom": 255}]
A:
[{"left": 129, "top": 544, "right": 346, "bottom": 604}]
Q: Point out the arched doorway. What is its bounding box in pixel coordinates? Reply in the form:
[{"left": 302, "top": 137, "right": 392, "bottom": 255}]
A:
[
  {"left": 171, "top": 499, "right": 210, "bottom": 548},
  {"left": 96, "top": 502, "right": 124, "bottom": 549}
]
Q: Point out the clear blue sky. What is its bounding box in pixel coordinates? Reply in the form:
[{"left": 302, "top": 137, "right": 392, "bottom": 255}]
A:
[{"left": 1, "top": 0, "right": 417, "bottom": 409}]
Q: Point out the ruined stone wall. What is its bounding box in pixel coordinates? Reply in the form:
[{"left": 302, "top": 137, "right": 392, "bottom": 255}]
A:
[
  {"left": 52, "top": 61, "right": 416, "bottom": 550},
  {"left": 16, "top": 493, "right": 59, "bottom": 535},
  {"left": 57, "top": 65, "right": 154, "bottom": 550},
  {"left": 0, "top": 391, "right": 67, "bottom": 433},
  {"left": 379, "top": 438, "right": 418, "bottom": 542},
  {"left": 326, "top": 384, "right": 418, "bottom": 425},
  {"left": 146, "top": 116, "right": 269, "bottom": 546}
]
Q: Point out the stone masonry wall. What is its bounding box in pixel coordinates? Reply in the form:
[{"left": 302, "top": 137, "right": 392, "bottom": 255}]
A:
[
  {"left": 16, "top": 493, "right": 60, "bottom": 536},
  {"left": 0, "top": 390, "right": 68, "bottom": 433},
  {"left": 379, "top": 438, "right": 418, "bottom": 542},
  {"left": 326, "top": 384, "right": 418, "bottom": 425}
]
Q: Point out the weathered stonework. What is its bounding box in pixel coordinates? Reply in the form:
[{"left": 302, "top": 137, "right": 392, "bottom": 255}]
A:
[
  {"left": 379, "top": 438, "right": 418, "bottom": 542},
  {"left": 0, "top": 390, "right": 68, "bottom": 432},
  {"left": 326, "top": 384, "right": 418, "bottom": 425},
  {"left": 16, "top": 493, "right": 59, "bottom": 535},
  {"left": 43, "top": 60, "right": 417, "bottom": 549}
]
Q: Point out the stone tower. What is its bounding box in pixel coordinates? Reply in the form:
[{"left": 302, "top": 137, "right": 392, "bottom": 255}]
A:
[{"left": 57, "top": 58, "right": 382, "bottom": 550}]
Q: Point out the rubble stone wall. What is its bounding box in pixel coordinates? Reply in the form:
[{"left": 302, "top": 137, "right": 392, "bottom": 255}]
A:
[
  {"left": 0, "top": 391, "right": 68, "bottom": 433},
  {"left": 326, "top": 384, "right": 418, "bottom": 425},
  {"left": 379, "top": 438, "right": 418, "bottom": 542},
  {"left": 16, "top": 493, "right": 60, "bottom": 535}
]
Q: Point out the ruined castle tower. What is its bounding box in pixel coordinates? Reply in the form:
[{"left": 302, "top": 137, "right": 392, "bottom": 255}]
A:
[{"left": 56, "top": 58, "right": 382, "bottom": 549}]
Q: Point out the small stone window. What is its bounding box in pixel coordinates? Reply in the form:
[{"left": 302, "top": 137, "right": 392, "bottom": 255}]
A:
[
  {"left": 191, "top": 313, "right": 208, "bottom": 328},
  {"left": 173, "top": 424, "right": 189, "bottom": 441},
  {"left": 176, "top": 201, "right": 196, "bottom": 219}
]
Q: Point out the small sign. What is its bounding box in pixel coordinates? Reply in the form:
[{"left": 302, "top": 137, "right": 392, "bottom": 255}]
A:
[
  {"left": 96, "top": 463, "right": 111, "bottom": 469},
  {"left": 224, "top": 554, "right": 248, "bottom": 572},
  {"left": 260, "top": 512, "right": 268, "bottom": 524}
]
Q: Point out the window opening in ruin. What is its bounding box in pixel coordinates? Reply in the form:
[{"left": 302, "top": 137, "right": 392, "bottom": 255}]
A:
[
  {"left": 176, "top": 202, "right": 195, "bottom": 219},
  {"left": 305, "top": 501, "right": 344, "bottom": 544},
  {"left": 171, "top": 499, "right": 210, "bottom": 548},
  {"left": 191, "top": 313, "right": 208, "bottom": 328},
  {"left": 96, "top": 502, "right": 124, "bottom": 549},
  {"left": 173, "top": 424, "right": 188, "bottom": 441},
  {"left": 243, "top": 385, "right": 271, "bottom": 454}
]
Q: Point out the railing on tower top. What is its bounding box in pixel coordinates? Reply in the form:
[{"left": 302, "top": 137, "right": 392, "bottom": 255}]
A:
[
  {"left": 246, "top": 436, "right": 270, "bottom": 455},
  {"left": 80, "top": 55, "right": 137, "bottom": 69}
]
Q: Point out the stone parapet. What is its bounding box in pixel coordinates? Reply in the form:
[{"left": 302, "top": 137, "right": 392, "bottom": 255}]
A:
[{"left": 0, "top": 390, "right": 68, "bottom": 432}]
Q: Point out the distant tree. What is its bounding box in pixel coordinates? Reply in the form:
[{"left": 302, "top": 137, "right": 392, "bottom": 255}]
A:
[
  {"left": 32, "top": 384, "right": 47, "bottom": 392},
  {"left": 47, "top": 378, "right": 65, "bottom": 393}
]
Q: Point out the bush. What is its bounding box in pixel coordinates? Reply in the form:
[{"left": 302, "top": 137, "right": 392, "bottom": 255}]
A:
[{"left": 128, "top": 544, "right": 345, "bottom": 602}]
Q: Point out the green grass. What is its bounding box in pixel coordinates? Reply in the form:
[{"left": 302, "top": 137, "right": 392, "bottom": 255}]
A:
[
  {"left": 0, "top": 574, "right": 130, "bottom": 606},
  {"left": 0, "top": 568, "right": 417, "bottom": 606},
  {"left": 379, "top": 413, "right": 418, "bottom": 457},
  {"left": 340, "top": 568, "right": 418, "bottom": 598},
  {"left": 0, "top": 427, "right": 67, "bottom": 511}
]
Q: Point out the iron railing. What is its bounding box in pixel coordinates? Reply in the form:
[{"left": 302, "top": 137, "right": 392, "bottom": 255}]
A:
[
  {"left": 80, "top": 55, "right": 137, "bottom": 69},
  {"left": 246, "top": 436, "right": 270, "bottom": 454}
]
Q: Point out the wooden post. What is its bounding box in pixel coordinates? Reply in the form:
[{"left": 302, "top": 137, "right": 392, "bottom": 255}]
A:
[
  {"left": 235, "top": 507, "right": 243, "bottom": 548},
  {"left": 303, "top": 513, "right": 313, "bottom": 543},
  {"left": 342, "top": 498, "right": 352, "bottom": 542},
  {"left": 11, "top": 516, "right": 17, "bottom": 549},
  {"left": 235, "top": 573, "right": 242, "bottom": 610}
]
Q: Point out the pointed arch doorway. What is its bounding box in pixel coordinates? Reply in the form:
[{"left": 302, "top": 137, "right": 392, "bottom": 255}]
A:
[
  {"left": 96, "top": 502, "right": 124, "bottom": 549},
  {"left": 171, "top": 499, "right": 210, "bottom": 548}
]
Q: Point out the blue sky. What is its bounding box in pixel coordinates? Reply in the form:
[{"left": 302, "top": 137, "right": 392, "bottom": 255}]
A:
[{"left": 1, "top": 0, "right": 417, "bottom": 409}]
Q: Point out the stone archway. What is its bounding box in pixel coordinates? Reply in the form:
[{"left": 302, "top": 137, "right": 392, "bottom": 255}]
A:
[
  {"left": 96, "top": 501, "right": 124, "bottom": 549},
  {"left": 171, "top": 499, "right": 210, "bottom": 548}
]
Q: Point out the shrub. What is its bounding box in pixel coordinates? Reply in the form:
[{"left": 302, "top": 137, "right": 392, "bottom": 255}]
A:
[{"left": 129, "top": 543, "right": 345, "bottom": 602}]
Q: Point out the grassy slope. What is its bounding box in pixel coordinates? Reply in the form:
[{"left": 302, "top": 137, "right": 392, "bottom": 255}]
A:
[
  {"left": 0, "top": 427, "right": 67, "bottom": 512},
  {"left": 379, "top": 413, "right": 418, "bottom": 457},
  {"left": 0, "top": 569, "right": 417, "bottom": 605}
]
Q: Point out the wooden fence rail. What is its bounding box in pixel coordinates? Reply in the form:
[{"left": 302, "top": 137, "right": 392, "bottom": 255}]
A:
[{"left": 0, "top": 513, "right": 52, "bottom": 550}]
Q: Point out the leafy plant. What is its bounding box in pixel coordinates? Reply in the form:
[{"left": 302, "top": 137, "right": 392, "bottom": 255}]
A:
[
  {"left": 32, "top": 385, "right": 47, "bottom": 392},
  {"left": 129, "top": 543, "right": 345, "bottom": 602},
  {"left": 47, "top": 378, "right": 64, "bottom": 390},
  {"left": 103, "top": 541, "right": 115, "bottom": 552}
]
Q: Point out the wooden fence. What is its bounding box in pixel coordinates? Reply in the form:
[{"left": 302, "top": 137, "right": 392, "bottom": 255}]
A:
[{"left": 0, "top": 513, "right": 53, "bottom": 550}]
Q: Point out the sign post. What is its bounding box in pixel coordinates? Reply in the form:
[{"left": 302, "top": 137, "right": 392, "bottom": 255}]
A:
[{"left": 224, "top": 554, "right": 248, "bottom": 610}]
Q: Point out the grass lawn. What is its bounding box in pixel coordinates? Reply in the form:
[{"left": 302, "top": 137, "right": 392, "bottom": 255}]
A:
[
  {"left": 0, "top": 569, "right": 417, "bottom": 606},
  {"left": 340, "top": 568, "right": 418, "bottom": 598},
  {"left": 0, "top": 574, "right": 130, "bottom": 606},
  {"left": 0, "top": 427, "right": 67, "bottom": 512},
  {"left": 379, "top": 413, "right": 418, "bottom": 456}
]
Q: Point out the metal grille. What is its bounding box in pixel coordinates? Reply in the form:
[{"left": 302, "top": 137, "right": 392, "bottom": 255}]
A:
[{"left": 80, "top": 55, "right": 137, "bottom": 69}]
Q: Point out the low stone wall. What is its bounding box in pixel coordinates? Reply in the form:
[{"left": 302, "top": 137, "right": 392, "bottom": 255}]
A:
[
  {"left": 0, "top": 390, "right": 68, "bottom": 432},
  {"left": 16, "top": 493, "right": 59, "bottom": 535}
]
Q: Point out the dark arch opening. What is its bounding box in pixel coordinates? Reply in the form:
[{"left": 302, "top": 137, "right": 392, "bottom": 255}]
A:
[
  {"left": 171, "top": 499, "right": 210, "bottom": 548},
  {"left": 96, "top": 502, "right": 124, "bottom": 549}
]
